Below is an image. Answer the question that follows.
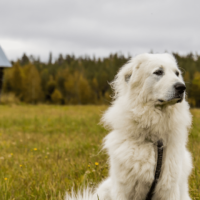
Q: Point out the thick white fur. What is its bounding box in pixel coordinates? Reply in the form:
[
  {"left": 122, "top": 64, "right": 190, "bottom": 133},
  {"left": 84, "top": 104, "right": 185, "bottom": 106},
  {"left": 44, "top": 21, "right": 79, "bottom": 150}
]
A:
[{"left": 65, "top": 53, "right": 192, "bottom": 200}]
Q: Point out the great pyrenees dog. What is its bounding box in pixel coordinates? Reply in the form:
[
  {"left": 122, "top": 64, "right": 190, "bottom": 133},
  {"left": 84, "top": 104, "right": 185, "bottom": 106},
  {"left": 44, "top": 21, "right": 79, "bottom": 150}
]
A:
[{"left": 65, "top": 53, "right": 192, "bottom": 200}]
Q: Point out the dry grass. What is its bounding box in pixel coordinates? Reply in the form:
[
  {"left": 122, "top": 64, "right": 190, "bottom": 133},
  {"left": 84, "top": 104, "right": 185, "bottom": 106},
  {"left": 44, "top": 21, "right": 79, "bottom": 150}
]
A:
[
  {"left": 0, "top": 93, "right": 20, "bottom": 105},
  {"left": 0, "top": 105, "right": 199, "bottom": 199}
]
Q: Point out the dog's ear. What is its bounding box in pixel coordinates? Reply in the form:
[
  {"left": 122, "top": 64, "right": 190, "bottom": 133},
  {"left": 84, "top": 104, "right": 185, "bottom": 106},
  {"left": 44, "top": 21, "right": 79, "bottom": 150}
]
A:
[
  {"left": 110, "top": 54, "right": 149, "bottom": 99},
  {"left": 110, "top": 54, "right": 148, "bottom": 99},
  {"left": 110, "top": 62, "right": 133, "bottom": 99},
  {"left": 131, "top": 53, "right": 149, "bottom": 69}
]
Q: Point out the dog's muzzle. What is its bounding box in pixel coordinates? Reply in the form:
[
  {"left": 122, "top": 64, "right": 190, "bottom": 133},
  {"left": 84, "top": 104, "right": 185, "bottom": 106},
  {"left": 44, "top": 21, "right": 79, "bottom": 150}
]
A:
[
  {"left": 173, "top": 82, "right": 186, "bottom": 103},
  {"left": 158, "top": 82, "right": 186, "bottom": 104},
  {"left": 174, "top": 82, "right": 186, "bottom": 95}
]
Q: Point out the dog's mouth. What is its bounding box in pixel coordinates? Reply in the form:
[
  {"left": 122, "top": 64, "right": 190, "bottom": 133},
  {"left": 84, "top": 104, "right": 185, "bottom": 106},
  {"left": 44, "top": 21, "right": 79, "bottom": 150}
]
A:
[{"left": 158, "top": 94, "right": 183, "bottom": 104}]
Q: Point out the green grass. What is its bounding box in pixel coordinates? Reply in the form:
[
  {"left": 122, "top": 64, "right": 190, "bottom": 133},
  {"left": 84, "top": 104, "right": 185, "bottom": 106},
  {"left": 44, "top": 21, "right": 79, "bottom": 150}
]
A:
[
  {"left": 189, "top": 109, "right": 200, "bottom": 199},
  {"left": 0, "top": 105, "right": 199, "bottom": 200}
]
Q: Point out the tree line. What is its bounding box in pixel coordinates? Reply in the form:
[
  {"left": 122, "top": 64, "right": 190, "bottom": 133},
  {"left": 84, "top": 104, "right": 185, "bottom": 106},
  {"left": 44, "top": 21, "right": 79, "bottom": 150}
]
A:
[{"left": 2, "top": 52, "right": 200, "bottom": 107}]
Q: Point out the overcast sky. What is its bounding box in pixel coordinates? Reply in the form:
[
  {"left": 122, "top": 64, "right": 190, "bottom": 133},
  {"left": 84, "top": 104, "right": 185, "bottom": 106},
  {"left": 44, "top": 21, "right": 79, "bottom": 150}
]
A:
[{"left": 0, "top": 0, "right": 199, "bottom": 61}]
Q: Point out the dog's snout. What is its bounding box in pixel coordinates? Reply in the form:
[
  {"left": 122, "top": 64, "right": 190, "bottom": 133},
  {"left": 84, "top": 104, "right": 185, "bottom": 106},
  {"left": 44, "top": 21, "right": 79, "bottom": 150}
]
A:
[{"left": 174, "top": 82, "right": 186, "bottom": 94}]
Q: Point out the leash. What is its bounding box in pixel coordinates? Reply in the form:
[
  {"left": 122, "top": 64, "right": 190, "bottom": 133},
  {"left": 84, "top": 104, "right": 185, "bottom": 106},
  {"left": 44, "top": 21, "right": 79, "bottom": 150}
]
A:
[{"left": 145, "top": 140, "right": 164, "bottom": 200}]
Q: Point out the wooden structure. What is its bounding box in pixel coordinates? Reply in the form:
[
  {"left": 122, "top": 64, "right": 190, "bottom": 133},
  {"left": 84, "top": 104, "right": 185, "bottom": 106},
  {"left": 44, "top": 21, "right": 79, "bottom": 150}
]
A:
[{"left": 0, "top": 46, "right": 12, "bottom": 92}]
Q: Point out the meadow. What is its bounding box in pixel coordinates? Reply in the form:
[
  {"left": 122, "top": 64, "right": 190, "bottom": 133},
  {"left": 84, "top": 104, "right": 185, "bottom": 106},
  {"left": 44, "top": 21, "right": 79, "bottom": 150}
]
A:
[{"left": 0, "top": 105, "right": 199, "bottom": 200}]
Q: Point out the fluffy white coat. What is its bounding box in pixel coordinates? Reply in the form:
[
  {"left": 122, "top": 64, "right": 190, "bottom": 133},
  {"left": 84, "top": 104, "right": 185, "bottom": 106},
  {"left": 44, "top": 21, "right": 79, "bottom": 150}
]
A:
[{"left": 65, "top": 53, "right": 193, "bottom": 200}]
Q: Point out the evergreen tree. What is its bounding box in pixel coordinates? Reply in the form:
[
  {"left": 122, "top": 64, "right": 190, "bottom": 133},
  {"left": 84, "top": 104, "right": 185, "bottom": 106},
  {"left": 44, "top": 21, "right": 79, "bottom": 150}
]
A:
[
  {"left": 20, "top": 53, "right": 30, "bottom": 66},
  {"left": 48, "top": 52, "right": 53, "bottom": 65},
  {"left": 3, "top": 52, "right": 200, "bottom": 107}
]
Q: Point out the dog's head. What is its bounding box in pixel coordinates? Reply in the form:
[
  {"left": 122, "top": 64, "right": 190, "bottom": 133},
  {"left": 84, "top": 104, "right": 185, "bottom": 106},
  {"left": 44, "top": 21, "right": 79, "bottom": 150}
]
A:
[{"left": 112, "top": 53, "right": 186, "bottom": 106}]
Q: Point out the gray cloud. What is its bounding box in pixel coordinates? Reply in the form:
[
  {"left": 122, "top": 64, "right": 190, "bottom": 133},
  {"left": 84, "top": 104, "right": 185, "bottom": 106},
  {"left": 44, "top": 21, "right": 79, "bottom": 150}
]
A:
[{"left": 0, "top": 0, "right": 200, "bottom": 61}]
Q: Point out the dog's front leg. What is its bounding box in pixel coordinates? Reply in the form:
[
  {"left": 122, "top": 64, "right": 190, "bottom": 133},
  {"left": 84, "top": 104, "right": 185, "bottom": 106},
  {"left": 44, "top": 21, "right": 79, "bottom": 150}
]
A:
[{"left": 107, "top": 142, "right": 156, "bottom": 200}]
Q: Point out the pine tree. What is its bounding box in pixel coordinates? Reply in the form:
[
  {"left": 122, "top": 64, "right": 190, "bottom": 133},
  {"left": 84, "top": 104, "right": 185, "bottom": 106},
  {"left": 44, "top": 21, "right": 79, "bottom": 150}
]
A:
[
  {"left": 20, "top": 53, "right": 30, "bottom": 66},
  {"left": 48, "top": 52, "right": 53, "bottom": 65}
]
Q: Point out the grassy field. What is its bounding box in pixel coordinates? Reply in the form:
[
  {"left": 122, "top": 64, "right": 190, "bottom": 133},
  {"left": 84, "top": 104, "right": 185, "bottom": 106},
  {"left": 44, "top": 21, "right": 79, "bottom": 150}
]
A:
[{"left": 0, "top": 105, "right": 199, "bottom": 200}]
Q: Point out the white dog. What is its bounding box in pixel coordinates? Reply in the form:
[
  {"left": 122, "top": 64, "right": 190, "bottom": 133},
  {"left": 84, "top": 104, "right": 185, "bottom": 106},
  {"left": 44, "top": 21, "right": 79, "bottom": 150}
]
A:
[{"left": 65, "top": 53, "right": 192, "bottom": 200}]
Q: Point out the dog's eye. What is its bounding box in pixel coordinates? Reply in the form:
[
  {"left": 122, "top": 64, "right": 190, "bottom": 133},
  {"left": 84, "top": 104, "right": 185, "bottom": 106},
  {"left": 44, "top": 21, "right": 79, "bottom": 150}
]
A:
[
  {"left": 125, "top": 74, "right": 131, "bottom": 82},
  {"left": 153, "top": 70, "right": 163, "bottom": 76},
  {"left": 175, "top": 71, "right": 179, "bottom": 76}
]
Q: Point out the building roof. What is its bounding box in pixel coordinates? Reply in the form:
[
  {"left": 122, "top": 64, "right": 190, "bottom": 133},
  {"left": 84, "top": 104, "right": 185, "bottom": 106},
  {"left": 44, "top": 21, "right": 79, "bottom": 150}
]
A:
[{"left": 0, "top": 46, "right": 12, "bottom": 67}]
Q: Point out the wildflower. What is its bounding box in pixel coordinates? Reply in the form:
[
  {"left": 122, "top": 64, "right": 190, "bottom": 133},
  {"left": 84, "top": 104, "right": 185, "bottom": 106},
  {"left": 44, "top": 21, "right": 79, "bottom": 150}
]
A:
[
  {"left": 33, "top": 148, "right": 37, "bottom": 151},
  {"left": 88, "top": 165, "right": 90, "bottom": 168},
  {"left": 95, "top": 162, "right": 99, "bottom": 166},
  {"left": 4, "top": 178, "right": 7, "bottom": 181},
  {"left": 20, "top": 165, "right": 22, "bottom": 167},
  {"left": 8, "top": 153, "right": 13, "bottom": 158}
]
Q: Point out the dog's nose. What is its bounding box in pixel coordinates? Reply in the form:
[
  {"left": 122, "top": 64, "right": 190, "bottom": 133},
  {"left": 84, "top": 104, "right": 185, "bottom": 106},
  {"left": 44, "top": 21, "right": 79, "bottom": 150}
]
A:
[{"left": 174, "top": 82, "right": 186, "bottom": 94}]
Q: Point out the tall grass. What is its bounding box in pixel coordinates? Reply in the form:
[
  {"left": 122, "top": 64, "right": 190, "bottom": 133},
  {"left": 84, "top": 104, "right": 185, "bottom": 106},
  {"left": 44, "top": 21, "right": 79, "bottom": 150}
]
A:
[
  {"left": 189, "top": 109, "right": 200, "bottom": 199},
  {"left": 0, "top": 105, "right": 198, "bottom": 199}
]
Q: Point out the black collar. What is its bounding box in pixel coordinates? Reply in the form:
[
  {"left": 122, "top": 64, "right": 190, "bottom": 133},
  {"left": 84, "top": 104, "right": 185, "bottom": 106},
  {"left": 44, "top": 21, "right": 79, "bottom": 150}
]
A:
[{"left": 145, "top": 140, "right": 164, "bottom": 200}]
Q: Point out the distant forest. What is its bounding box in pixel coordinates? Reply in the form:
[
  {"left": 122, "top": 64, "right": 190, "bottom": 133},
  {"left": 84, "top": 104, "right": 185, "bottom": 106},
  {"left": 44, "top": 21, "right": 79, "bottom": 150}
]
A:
[{"left": 2, "top": 53, "right": 200, "bottom": 107}]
